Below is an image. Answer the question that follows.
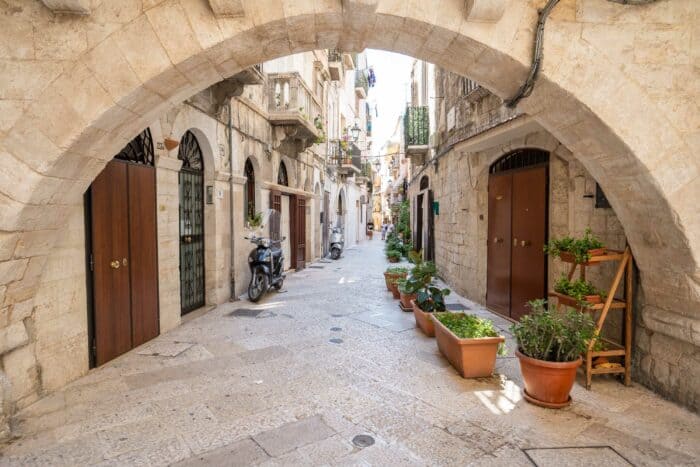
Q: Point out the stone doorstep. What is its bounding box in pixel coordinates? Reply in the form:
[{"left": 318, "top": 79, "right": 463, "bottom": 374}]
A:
[{"left": 523, "top": 446, "right": 632, "bottom": 467}]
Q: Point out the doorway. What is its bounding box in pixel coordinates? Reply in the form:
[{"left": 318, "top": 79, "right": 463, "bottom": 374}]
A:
[
  {"left": 322, "top": 191, "right": 330, "bottom": 257},
  {"left": 486, "top": 149, "right": 549, "bottom": 320},
  {"left": 289, "top": 195, "right": 306, "bottom": 270},
  {"left": 414, "top": 175, "right": 434, "bottom": 261},
  {"left": 86, "top": 129, "right": 159, "bottom": 367},
  {"left": 178, "top": 131, "right": 205, "bottom": 315}
]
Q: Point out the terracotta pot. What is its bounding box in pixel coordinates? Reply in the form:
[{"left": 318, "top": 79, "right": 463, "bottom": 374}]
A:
[
  {"left": 559, "top": 247, "right": 607, "bottom": 265},
  {"left": 432, "top": 315, "right": 505, "bottom": 378},
  {"left": 387, "top": 281, "right": 400, "bottom": 299},
  {"left": 584, "top": 294, "right": 602, "bottom": 304},
  {"left": 399, "top": 291, "right": 416, "bottom": 309},
  {"left": 383, "top": 272, "right": 406, "bottom": 292},
  {"left": 411, "top": 300, "right": 435, "bottom": 337},
  {"left": 516, "top": 350, "right": 582, "bottom": 408}
]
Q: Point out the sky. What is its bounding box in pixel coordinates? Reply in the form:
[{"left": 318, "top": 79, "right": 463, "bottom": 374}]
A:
[{"left": 365, "top": 50, "right": 415, "bottom": 157}]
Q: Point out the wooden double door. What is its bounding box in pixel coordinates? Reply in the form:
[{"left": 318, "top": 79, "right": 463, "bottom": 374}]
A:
[
  {"left": 89, "top": 160, "right": 159, "bottom": 366},
  {"left": 486, "top": 165, "right": 547, "bottom": 320},
  {"left": 270, "top": 190, "right": 306, "bottom": 270},
  {"left": 413, "top": 190, "right": 435, "bottom": 261}
]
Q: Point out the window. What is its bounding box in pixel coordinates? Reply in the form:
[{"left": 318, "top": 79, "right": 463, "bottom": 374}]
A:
[
  {"left": 461, "top": 77, "right": 478, "bottom": 96},
  {"left": 244, "top": 159, "right": 255, "bottom": 219},
  {"left": 278, "top": 161, "right": 288, "bottom": 186},
  {"left": 115, "top": 128, "right": 154, "bottom": 166}
]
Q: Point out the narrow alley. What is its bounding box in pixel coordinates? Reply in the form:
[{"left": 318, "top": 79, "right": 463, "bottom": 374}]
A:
[{"left": 2, "top": 238, "right": 697, "bottom": 466}]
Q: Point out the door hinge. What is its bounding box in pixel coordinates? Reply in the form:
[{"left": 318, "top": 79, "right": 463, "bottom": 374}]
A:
[{"left": 89, "top": 253, "right": 94, "bottom": 272}]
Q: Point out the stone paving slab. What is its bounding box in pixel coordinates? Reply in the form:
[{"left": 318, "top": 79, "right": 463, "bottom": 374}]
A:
[
  {"left": 524, "top": 446, "right": 632, "bottom": 467},
  {"left": 1, "top": 238, "right": 699, "bottom": 466}
]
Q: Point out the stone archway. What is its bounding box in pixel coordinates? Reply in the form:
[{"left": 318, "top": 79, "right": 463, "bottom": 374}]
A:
[{"left": 0, "top": 0, "right": 697, "bottom": 415}]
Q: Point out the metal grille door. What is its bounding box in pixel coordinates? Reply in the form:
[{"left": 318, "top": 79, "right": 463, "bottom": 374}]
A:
[
  {"left": 179, "top": 169, "right": 204, "bottom": 314},
  {"left": 178, "top": 131, "right": 205, "bottom": 315}
]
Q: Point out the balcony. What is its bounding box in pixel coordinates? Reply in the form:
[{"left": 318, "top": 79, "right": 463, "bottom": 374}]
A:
[
  {"left": 268, "top": 72, "right": 322, "bottom": 149},
  {"left": 230, "top": 64, "right": 265, "bottom": 85},
  {"left": 328, "top": 49, "right": 343, "bottom": 81},
  {"left": 355, "top": 70, "right": 369, "bottom": 99},
  {"left": 327, "top": 140, "right": 361, "bottom": 176},
  {"left": 404, "top": 105, "right": 430, "bottom": 165}
]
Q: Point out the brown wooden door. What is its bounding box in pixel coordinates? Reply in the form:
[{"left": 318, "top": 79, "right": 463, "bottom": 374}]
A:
[
  {"left": 91, "top": 161, "right": 133, "bottom": 365},
  {"left": 322, "top": 192, "right": 329, "bottom": 256},
  {"left": 289, "top": 195, "right": 297, "bottom": 269},
  {"left": 296, "top": 197, "right": 306, "bottom": 269},
  {"left": 427, "top": 190, "right": 435, "bottom": 261},
  {"left": 510, "top": 167, "right": 547, "bottom": 320},
  {"left": 486, "top": 173, "right": 512, "bottom": 317},
  {"left": 127, "top": 163, "right": 159, "bottom": 346}
]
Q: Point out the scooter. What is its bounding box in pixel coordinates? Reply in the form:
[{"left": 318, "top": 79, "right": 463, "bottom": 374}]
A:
[
  {"left": 245, "top": 210, "right": 285, "bottom": 302},
  {"left": 329, "top": 226, "right": 344, "bottom": 260}
]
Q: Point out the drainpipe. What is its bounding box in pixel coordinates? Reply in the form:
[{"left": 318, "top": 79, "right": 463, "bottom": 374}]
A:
[{"left": 228, "top": 101, "right": 237, "bottom": 301}]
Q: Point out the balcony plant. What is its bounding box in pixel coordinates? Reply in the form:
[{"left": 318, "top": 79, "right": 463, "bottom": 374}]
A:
[
  {"left": 544, "top": 228, "right": 606, "bottom": 264},
  {"left": 553, "top": 276, "right": 605, "bottom": 307},
  {"left": 511, "top": 299, "right": 596, "bottom": 408},
  {"left": 246, "top": 211, "right": 263, "bottom": 229},
  {"left": 432, "top": 313, "right": 506, "bottom": 378},
  {"left": 411, "top": 285, "right": 450, "bottom": 337}
]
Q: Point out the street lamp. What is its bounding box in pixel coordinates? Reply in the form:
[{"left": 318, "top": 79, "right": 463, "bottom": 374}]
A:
[{"left": 349, "top": 122, "right": 362, "bottom": 142}]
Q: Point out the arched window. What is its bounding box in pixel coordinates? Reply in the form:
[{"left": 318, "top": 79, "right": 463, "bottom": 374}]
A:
[
  {"left": 278, "top": 161, "right": 288, "bottom": 186},
  {"left": 489, "top": 148, "right": 548, "bottom": 174},
  {"left": 419, "top": 175, "right": 429, "bottom": 190},
  {"left": 244, "top": 159, "right": 255, "bottom": 219},
  {"left": 178, "top": 131, "right": 204, "bottom": 172},
  {"left": 337, "top": 192, "right": 343, "bottom": 215},
  {"left": 115, "top": 128, "right": 154, "bottom": 166}
]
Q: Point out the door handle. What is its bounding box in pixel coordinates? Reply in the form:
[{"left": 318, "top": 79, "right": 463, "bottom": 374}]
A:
[
  {"left": 521, "top": 240, "right": 531, "bottom": 247},
  {"left": 122, "top": 258, "right": 128, "bottom": 267},
  {"left": 493, "top": 237, "right": 503, "bottom": 244},
  {"left": 513, "top": 238, "right": 518, "bottom": 247},
  {"left": 110, "top": 260, "right": 120, "bottom": 269}
]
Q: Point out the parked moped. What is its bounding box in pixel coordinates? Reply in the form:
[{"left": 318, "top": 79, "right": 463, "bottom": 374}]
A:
[
  {"left": 329, "top": 226, "right": 344, "bottom": 260},
  {"left": 245, "top": 210, "right": 285, "bottom": 302}
]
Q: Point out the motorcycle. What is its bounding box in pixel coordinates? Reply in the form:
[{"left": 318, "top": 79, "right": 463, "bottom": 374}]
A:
[
  {"left": 245, "top": 210, "right": 285, "bottom": 302},
  {"left": 329, "top": 226, "right": 344, "bottom": 260}
]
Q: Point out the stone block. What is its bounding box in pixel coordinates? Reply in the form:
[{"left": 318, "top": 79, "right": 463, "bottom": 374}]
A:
[
  {"left": 3, "top": 345, "right": 39, "bottom": 405},
  {"left": 146, "top": 2, "right": 203, "bottom": 65},
  {"left": 40, "top": 0, "right": 91, "bottom": 15},
  {"left": 10, "top": 300, "right": 33, "bottom": 323},
  {"left": 0, "top": 321, "right": 28, "bottom": 355},
  {"left": 0, "top": 259, "right": 28, "bottom": 286}
]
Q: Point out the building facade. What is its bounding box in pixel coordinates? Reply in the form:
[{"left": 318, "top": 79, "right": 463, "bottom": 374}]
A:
[{"left": 0, "top": 49, "right": 372, "bottom": 427}]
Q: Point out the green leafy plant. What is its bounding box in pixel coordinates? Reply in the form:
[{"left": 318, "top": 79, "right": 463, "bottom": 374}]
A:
[
  {"left": 397, "top": 200, "right": 411, "bottom": 244},
  {"left": 386, "top": 249, "right": 402, "bottom": 261},
  {"left": 544, "top": 228, "right": 604, "bottom": 264},
  {"left": 510, "top": 299, "right": 596, "bottom": 362},
  {"left": 385, "top": 266, "right": 408, "bottom": 275},
  {"left": 554, "top": 276, "right": 605, "bottom": 304},
  {"left": 246, "top": 211, "right": 263, "bottom": 228},
  {"left": 435, "top": 313, "right": 506, "bottom": 356},
  {"left": 415, "top": 285, "right": 451, "bottom": 313}
]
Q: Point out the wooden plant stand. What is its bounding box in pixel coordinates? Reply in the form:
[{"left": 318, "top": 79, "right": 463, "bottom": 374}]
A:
[{"left": 548, "top": 247, "right": 634, "bottom": 390}]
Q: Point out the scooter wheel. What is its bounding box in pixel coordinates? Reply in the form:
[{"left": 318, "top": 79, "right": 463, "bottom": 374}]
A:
[
  {"left": 331, "top": 248, "right": 341, "bottom": 260},
  {"left": 272, "top": 278, "right": 284, "bottom": 291},
  {"left": 248, "top": 268, "right": 269, "bottom": 302}
]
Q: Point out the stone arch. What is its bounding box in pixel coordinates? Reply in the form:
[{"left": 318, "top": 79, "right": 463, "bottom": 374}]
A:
[
  {"left": 419, "top": 175, "right": 430, "bottom": 191},
  {"left": 0, "top": 0, "right": 697, "bottom": 412}
]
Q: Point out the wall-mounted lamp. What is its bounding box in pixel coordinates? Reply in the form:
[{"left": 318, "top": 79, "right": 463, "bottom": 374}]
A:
[{"left": 164, "top": 137, "right": 179, "bottom": 151}]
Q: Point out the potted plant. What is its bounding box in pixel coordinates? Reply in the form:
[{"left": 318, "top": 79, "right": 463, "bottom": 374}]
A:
[
  {"left": 553, "top": 276, "right": 605, "bottom": 308},
  {"left": 384, "top": 266, "right": 408, "bottom": 293},
  {"left": 386, "top": 249, "right": 401, "bottom": 263},
  {"left": 398, "top": 257, "right": 436, "bottom": 310},
  {"left": 411, "top": 285, "right": 450, "bottom": 337},
  {"left": 432, "top": 313, "right": 506, "bottom": 378},
  {"left": 511, "top": 299, "right": 596, "bottom": 408},
  {"left": 246, "top": 211, "right": 263, "bottom": 230},
  {"left": 544, "top": 228, "right": 606, "bottom": 264}
]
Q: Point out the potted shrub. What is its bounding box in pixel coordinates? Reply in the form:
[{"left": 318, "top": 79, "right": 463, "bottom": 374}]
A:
[
  {"left": 553, "top": 276, "right": 605, "bottom": 308},
  {"left": 432, "top": 313, "right": 506, "bottom": 378},
  {"left": 398, "top": 257, "right": 436, "bottom": 310},
  {"left": 411, "top": 285, "right": 450, "bottom": 337},
  {"left": 544, "top": 228, "right": 606, "bottom": 264},
  {"left": 511, "top": 299, "right": 596, "bottom": 408},
  {"left": 384, "top": 266, "right": 408, "bottom": 293},
  {"left": 386, "top": 249, "right": 401, "bottom": 263}
]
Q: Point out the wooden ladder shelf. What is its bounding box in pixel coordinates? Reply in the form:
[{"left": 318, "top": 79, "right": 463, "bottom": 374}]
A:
[{"left": 548, "top": 247, "right": 634, "bottom": 389}]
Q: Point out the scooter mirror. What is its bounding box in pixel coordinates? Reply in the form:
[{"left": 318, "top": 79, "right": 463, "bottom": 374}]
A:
[{"left": 281, "top": 236, "right": 287, "bottom": 241}]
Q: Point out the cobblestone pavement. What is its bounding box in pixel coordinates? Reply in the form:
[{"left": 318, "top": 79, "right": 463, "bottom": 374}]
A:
[{"left": 2, "top": 238, "right": 698, "bottom": 466}]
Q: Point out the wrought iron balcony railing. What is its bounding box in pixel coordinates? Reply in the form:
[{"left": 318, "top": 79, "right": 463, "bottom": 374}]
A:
[
  {"left": 404, "top": 106, "right": 429, "bottom": 147},
  {"left": 355, "top": 70, "right": 369, "bottom": 98}
]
